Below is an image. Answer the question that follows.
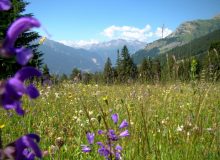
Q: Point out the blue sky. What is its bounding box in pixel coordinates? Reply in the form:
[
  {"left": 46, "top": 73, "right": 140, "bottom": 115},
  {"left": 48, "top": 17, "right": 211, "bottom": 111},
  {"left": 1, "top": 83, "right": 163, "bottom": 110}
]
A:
[{"left": 26, "top": 0, "right": 220, "bottom": 46}]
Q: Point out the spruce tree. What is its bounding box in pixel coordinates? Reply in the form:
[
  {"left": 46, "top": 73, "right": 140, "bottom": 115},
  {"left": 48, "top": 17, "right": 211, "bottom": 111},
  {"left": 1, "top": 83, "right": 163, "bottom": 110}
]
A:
[
  {"left": 120, "top": 45, "right": 137, "bottom": 82},
  {"left": 153, "top": 59, "right": 161, "bottom": 82},
  {"left": 103, "top": 57, "right": 113, "bottom": 84},
  {"left": 139, "top": 58, "right": 148, "bottom": 82},
  {"left": 115, "top": 49, "right": 122, "bottom": 81},
  {"left": 0, "top": 0, "right": 43, "bottom": 79},
  {"left": 70, "top": 68, "right": 82, "bottom": 81}
]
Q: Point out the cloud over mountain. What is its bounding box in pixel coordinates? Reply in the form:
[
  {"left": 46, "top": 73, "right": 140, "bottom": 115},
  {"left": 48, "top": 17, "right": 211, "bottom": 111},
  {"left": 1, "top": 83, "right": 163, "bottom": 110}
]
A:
[{"left": 102, "top": 24, "right": 172, "bottom": 41}]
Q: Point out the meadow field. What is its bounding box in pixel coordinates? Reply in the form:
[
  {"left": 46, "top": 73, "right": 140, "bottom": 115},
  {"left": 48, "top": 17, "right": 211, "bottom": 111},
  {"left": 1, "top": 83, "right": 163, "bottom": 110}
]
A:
[{"left": 1, "top": 82, "right": 220, "bottom": 159}]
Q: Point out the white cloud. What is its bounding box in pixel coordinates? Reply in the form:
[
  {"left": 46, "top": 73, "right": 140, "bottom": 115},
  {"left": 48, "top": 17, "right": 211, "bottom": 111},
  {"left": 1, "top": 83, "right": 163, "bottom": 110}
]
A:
[
  {"left": 58, "top": 39, "right": 99, "bottom": 49},
  {"left": 102, "top": 25, "right": 172, "bottom": 41},
  {"left": 155, "top": 27, "right": 173, "bottom": 38},
  {"left": 58, "top": 25, "right": 173, "bottom": 49}
]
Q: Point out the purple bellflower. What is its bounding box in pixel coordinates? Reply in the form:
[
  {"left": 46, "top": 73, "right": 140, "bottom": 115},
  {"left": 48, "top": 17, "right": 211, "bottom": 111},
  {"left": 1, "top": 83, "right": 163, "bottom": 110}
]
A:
[
  {"left": 119, "top": 130, "right": 129, "bottom": 137},
  {"left": 81, "top": 132, "right": 95, "bottom": 153},
  {"left": 0, "top": 134, "right": 42, "bottom": 160},
  {"left": 0, "top": 0, "right": 11, "bottom": 11},
  {"left": 81, "top": 145, "right": 91, "bottom": 153},
  {"left": 96, "top": 142, "right": 123, "bottom": 160},
  {"left": 86, "top": 132, "right": 95, "bottom": 145},
  {"left": 0, "top": 67, "right": 41, "bottom": 115},
  {"left": 0, "top": 17, "right": 41, "bottom": 65},
  {"left": 82, "top": 114, "right": 129, "bottom": 159},
  {"left": 119, "top": 120, "right": 129, "bottom": 129},
  {"left": 97, "top": 142, "right": 111, "bottom": 159},
  {"left": 111, "top": 113, "right": 118, "bottom": 124},
  {"left": 115, "top": 145, "right": 122, "bottom": 160},
  {"left": 108, "top": 129, "right": 119, "bottom": 141}
]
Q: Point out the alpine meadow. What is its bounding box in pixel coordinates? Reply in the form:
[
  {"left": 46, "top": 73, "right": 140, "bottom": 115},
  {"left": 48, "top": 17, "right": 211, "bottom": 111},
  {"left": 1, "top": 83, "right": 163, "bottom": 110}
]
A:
[{"left": 0, "top": 0, "right": 220, "bottom": 160}]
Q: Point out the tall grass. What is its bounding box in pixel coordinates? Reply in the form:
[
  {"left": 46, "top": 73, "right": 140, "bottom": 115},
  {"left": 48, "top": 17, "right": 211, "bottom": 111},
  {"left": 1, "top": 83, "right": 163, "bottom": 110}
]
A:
[{"left": 1, "top": 82, "right": 219, "bottom": 159}]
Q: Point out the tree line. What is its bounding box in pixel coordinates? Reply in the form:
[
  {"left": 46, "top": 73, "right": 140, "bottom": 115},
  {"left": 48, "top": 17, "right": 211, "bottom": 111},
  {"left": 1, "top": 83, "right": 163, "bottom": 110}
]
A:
[{"left": 43, "top": 42, "right": 220, "bottom": 85}]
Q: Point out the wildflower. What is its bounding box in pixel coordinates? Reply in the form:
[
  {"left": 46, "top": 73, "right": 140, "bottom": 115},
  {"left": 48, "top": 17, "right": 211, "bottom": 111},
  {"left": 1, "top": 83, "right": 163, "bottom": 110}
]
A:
[
  {"left": 98, "top": 130, "right": 105, "bottom": 135},
  {"left": 111, "top": 113, "right": 118, "bottom": 124},
  {"left": 22, "top": 149, "right": 35, "bottom": 160},
  {"left": 81, "top": 132, "right": 95, "bottom": 153},
  {"left": 0, "top": 17, "right": 41, "bottom": 65},
  {"left": 88, "top": 111, "right": 93, "bottom": 115},
  {"left": 102, "top": 96, "right": 108, "bottom": 105},
  {"left": 82, "top": 114, "right": 129, "bottom": 159},
  {"left": 0, "top": 134, "right": 42, "bottom": 159},
  {"left": 0, "top": 67, "right": 41, "bottom": 115},
  {"left": 86, "top": 132, "right": 95, "bottom": 144},
  {"left": 0, "top": 124, "right": 5, "bottom": 129},
  {"left": 108, "top": 129, "right": 119, "bottom": 141},
  {"left": 81, "top": 145, "right": 91, "bottom": 153},
  {"left": 97, "top": 142, "right": 111, "bottom": 159},
  {"left": 176, "top": 125, "right": 184, "bottom": 132},
  {"left": 115, "top": 145, "right": 122, "bottom": 160},
  {"left": 119, "top": 120, "right": 129, "bottom": 129},
  {"left": 0, "top": 0, "right": 11, "bottom": 11},
  {"left": 119, "top": 130, "right": 129, "bottom": 137},
  {"left": 91, "top": 117, "right": 96, "bottom": 122}
]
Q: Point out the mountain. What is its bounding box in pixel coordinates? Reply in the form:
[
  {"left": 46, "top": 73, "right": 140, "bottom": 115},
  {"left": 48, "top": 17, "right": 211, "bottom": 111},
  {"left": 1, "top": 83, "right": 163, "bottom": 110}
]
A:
[
  {"left": 60, "top": 39, "right": 146, "bottom": 64},
  {"left": 88, "top": 39, "right": 146, "bottom": 64},
  {"left": 39, "top": 39, "right": 104, "bottom": 75},
  {"left": 133, "top": 15, "right": 220, "bottom": 64},
  {"left": 159, "top": 29, "right": 220, "bottom": 61}
]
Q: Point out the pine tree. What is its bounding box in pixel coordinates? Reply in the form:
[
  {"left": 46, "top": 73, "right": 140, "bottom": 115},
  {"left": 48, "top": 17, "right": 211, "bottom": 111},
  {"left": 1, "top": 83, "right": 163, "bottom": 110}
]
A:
[
  {"left": 70, "top": 68, "right": 82, "bottom": 82},
  {"left": 42, "top": 64, "right": 50, "bottom": 76},
  {"left": 139, "top": 58, "right": 148, "bottom": 82},
  {"left": 153, "top": 59, "right": 161, "bottom": 82},
  {"left": 41, "top": 64, "right": 51, "bottom": 85},
  {"left": 115, "top": 49, "right": 122, "bottom": 81},
  {"left": 119, "top": 45, "right": 137, "bottom": 82},
  {"left": 0, "top": 0, "right": 43, "bottom": 79},
  {"left": 103, "top": 57, "right": 113, "bottom": 84}
]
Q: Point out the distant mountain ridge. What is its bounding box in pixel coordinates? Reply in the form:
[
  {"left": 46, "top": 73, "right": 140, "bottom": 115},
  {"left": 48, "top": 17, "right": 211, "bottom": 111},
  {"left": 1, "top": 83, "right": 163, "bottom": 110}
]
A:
[
  {"left": 39, "top": 39, "right": 145, "bottom": 74},
  {"left": 39, "top": 39, "right": 104, "bottom": 75},
  {"left": 133, "top": 15, "right": 220, "bottom": 64},
  {"left": 60, "top": 39, "right": 146, "bottom": 64}
]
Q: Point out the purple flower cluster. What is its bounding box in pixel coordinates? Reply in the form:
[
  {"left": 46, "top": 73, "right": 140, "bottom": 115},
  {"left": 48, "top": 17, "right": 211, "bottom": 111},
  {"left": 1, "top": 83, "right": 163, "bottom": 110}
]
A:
[
  {"left": 0, "top": 1, "right": 42, "bottom": 159},
  {"left": 0, "top": 0, "right": 41, "bottom": 115},
  {"left": 1, "top": 67, "right": 41, "bottom": 115},
  {"left": 82, "top": 113, "right": 129, "bottom": 160},
  {"left": 0, "top": 134, "right": 42, "bottom": 160}
]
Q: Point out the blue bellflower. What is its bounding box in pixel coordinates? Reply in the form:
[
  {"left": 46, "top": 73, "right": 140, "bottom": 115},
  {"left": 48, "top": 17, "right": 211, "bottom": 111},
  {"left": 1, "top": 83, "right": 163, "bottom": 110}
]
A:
[
  {"left": 0, "top": 0, "right": 11, "bottom": 11},
  {"left": 81, "top": 132, "right": 95, "bottom": 153},
  {"left": 86, "top": 132, "right": 95, "bottom": 144},
  {"left": 1, "top": 67, "right": 41, "bottom": 115},
  {"left": 0, "top": 134, "right": 42, "bottom": 160},
  {"left": 111, "top": 113, "right": 118, "bottom": 124},
  {"left": 119, "top": 120, "right": 129, "bottom": 129},
  {"left": 0, "top": 17, "right": 41, "bottom": 65}
]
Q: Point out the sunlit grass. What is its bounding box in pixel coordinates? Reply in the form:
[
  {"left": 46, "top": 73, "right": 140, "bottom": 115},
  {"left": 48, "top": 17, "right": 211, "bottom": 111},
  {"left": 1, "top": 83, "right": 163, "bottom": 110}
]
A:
[{"left": 1, "top": 82, "right": 220, "bottom": 159}]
